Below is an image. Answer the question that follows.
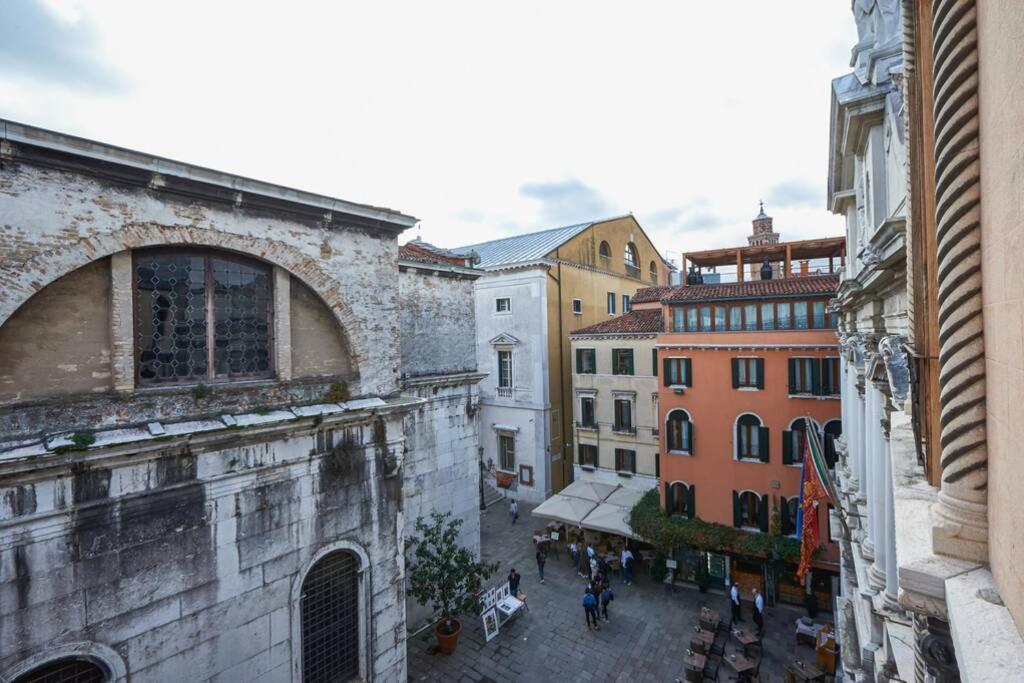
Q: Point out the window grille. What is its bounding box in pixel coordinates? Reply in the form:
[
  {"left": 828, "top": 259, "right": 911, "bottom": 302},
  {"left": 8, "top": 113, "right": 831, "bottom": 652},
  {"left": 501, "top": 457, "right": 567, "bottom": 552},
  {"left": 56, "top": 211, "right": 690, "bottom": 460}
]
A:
[
  {"left": 13, "top": 659, "right": 106, "bottom": 683},
  {"left": 301, "top": 551, "right": 360, "bottom": 683},
  {"left": 134, "top": 249, "right": 272, "bottom": 385}
]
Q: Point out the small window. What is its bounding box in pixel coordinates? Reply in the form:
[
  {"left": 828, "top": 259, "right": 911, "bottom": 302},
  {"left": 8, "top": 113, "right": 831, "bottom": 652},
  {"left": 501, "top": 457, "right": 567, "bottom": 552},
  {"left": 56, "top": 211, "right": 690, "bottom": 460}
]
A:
[
  {"left": 666, "top": 409, "right": 692, "bottom": 453},
  {"left": 613, "top": 399, "right": 633, "bottom": 432},
  {"left": 729, "top": 306, "right": 743, "bottom": 331},
  {"left": 761, "top": 303, "right": 775, "bottom": 330},
  {"left": 821, "top": 357, "right": 840, "bottom": 395},
  {"left": 578, "top": 443, "right": 598, "bottom": 467},
  {"left": 499, "top": 434, "right": 516, "bottom": 471},
  {"left": 599, "top": 241, "right": 611, "bottom": 260},
  {"left": 624, "top": 243, "right": 640, "bottom": 278},
  {"left": 614, "top": 448, "right": 637, "bottom": 474},
  {"left": 612, "top": 348, "right": 634, "bottom": 375},
  {"left": 495, "top": 297, "right": 511, "bottom": 313},
  {"left": 666, "top": 482, "right": 693, "bottom": 518},
  {"left": 777, "top": 302, "right": 792, "bottom": 329},
  {"left": 607, "top": 292, "right": 616, "bottom": 315},
  {"left": 781, "top": 496, "right": 800, "bottom": 536},
  {"left": 713, "top": 305, "right": 726, "bottom": 330},
  {"left": 687, "top": 307, "right": 698, "bottom": 332},
  {"left": 575, "top": 348, "right": 596, "bottom": 374},
  {"left": 736, "top": 490, "right": 762, "bottom": 529},
  {"left": 622, "top": 294, "right": 631, "bottom": 312},
  {"left": 783, "top": 418, "right": 817, "bottom": 465},
  {"left": 671, "top": 306, "right": 684, "bottom": 332},
  {"left": 736, "top": 414, "right": 768, "bottom": 462},
  {"left": 793, "top": 301, "right": 809, "bottom": 329},
  {"left": 812, "top": 301, "right": 826, "bottom": 328},
  {"left": 571, "top": 298, "right": 583, "bottom": 315},
  {"left": 743, "top": 304, "right": 757, "bottom": 331},
  {"left": 497, "top": 350, "right": 513, "bottom": 388},
  {"left": 732, "top": 358, "right": 763, "bottom": 390},
  {"left": 579, "top": 397, "right": 596, "bottom": 428},
  {"left": 649, "top": 261, "right": 658, "bottom": 283},
  {"left": 663, "top": 357, "right": 691, "bottom": 387},
  {"left": 788, "top": 357, "right": 818, "bottom": 395}
]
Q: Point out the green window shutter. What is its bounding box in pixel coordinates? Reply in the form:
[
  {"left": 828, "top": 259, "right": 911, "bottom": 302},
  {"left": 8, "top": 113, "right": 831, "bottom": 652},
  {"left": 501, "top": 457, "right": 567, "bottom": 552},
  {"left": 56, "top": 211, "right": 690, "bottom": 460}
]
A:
[
  {"left": 782, "top": 430, "right": 793, "bottom": 465},
  {"left": 652, "top": 348, "right": 658, "bottom": 376},
  {"left": 665, "top": 482, "right": 674, "bottom": 516},
  {"left": 759, "top": 494, "right": 770, "bottom": 532},
  {"left": 687, "top": 421, "right": 694, "bottom": 453},
  {"left": 758, "top": 427, "right": 770, "bottom": 462},
  {"left": 780, "top": 496, "right": 790, "bottom": 535},
  {"left": 576, "top": 348, "right": 582, "bottom": 373},
  {"left": 811, "top": 358, "right": 823, "bottom": 395},
  {"left": 684, "top": 358, "right": 692, "bottom": 386},
  {"left": 756, "top": 359, "right": 765, "bottom": 389},
  {"left": 788, "top": 359, "right": 797, "bottom": 394},
  {"left": 663, "top": 358, "right": 672, "bottom": 386},
  {"left": 612, "top": 351, "right": 619, "bottom": 375},
  {"left": 687, "top": 484, "right": 696, "bottom": 520},
  {"left": 731, "top": 358, "right": 740, "bottom": 389},
  {"left": 732, "top": 491, "right": 741, "bottom": 527},
  {"left": 655, "top": 452, "right": 660, "bottom": 478},
  {"left": 630, "top": 451, "right": 637, "bottom": 474},
  {"left": 626, "top": 351, "right": 634, "bottom": 375}
]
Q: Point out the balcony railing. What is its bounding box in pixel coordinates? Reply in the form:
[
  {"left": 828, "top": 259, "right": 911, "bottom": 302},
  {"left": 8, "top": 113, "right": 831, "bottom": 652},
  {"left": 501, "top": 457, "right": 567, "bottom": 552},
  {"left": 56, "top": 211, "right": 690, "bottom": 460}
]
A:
[
  {"left": 576, "top": 420, "right": 598, "bottom": 430},
  {"left": 612, "top": 425, "right": 636, "bottom": 435},
  {"left": 496, "top": 387, "right": 513, "bottom": 398}
]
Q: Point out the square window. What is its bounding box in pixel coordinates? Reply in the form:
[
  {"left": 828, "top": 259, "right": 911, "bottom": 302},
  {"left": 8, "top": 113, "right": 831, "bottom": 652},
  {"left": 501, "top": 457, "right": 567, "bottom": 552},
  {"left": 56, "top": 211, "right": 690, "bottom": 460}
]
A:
[
  {"left": 612, "top": 348, "right": 634, "bottom": 375},
  {"left": 576, "top": 348, "right": 596, "bottom": 374},
  {"left": 496, "top": 297, "right": 511, "bottom": 313}
]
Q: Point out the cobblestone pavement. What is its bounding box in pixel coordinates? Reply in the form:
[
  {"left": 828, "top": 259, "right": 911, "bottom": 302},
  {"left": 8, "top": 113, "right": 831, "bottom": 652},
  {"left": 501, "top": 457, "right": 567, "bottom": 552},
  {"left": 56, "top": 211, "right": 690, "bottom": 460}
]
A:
[{"left": 407, "top": 500, "right": 826, "bottom": 682}]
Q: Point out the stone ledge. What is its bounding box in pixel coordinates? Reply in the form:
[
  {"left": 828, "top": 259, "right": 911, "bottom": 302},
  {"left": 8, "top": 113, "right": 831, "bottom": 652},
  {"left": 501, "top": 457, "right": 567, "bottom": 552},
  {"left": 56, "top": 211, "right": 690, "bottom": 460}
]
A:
[{"left": 947, "top": 568, "right": 1024, "bottom": 683}]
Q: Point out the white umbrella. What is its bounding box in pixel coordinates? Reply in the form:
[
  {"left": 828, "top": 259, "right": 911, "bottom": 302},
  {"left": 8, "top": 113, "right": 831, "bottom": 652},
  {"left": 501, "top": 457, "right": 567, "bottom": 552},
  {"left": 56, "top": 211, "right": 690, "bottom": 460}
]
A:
[
  {"left": 580, "top": 502, "right": 639, "bottom": 540},
  {"left": 558, "top": 479, "right": 620, "bottom": 503},
  {"left": 530, "top": 494, "right": 598, "bottom": 526}
]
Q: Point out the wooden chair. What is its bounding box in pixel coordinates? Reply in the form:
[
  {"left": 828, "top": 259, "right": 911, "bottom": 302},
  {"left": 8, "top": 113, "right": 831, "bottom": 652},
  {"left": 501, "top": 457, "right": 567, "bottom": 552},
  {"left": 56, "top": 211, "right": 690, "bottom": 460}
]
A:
[
  {"left": 702, "top": 654, "right": 721, "bottom": 682},
  {"left": 690, "top": 638, "right": 706, "bottom": 655}
]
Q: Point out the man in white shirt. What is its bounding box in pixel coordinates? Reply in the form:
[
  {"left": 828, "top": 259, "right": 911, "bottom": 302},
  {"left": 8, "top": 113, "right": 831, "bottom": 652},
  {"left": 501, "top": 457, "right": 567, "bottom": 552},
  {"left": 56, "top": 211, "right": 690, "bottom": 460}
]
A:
[
  {"left": 753, "top": 588, "right": 765, "bottom": 635},
  {"left": 509, "top": 499, "right": 518, "bottom": 524},
  {"left": 621, "top": 548, "right": 635, "bottom": 585},
  {"left": 730, "top": 583, "right": 743, "bottom": 623},
  {"left": 586, "top": 544, "right": 595, "bottom": 559}
]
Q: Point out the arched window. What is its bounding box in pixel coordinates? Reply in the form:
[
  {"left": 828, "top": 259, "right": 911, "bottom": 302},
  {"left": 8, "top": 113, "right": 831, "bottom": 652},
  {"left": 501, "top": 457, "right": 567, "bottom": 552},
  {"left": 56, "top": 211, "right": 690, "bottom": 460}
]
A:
[
  {"left": 301, "top": 550, "right": 361, "bottom": 682},
  {"left": 665, "top": 481, "right": 694, "bottom": 519},
  {"left": 13, "top": 659, "right": 108, "bottom": 683},
  {"left": 134, "top": 248, "right": 273, "bottom": 385},
  {"left": 734, "top": 490, "right": 763, "bottom": 529},
  {"left": 735, "top": 414, "right": 766, "bottom": 461},
  {"left": 649, "top": 260, "right": 658, "bottom": 283},
  {"left": 599, "top": 241, "right": 611, "bottom": 260},
  {"left": 784, "top": 417, "right": 820, "bottom": 465},
  {"left": 666, "top": 409, "right": 692, "bottom": 453},
  {"left": 624, "top": 242, "right": 640, "bottom": 277},
  {"left": 823, "top": 419, "right": 842, "bottom": 469},
  {"left": 780, "top": 496, "right": 800, "bottom": 536}
]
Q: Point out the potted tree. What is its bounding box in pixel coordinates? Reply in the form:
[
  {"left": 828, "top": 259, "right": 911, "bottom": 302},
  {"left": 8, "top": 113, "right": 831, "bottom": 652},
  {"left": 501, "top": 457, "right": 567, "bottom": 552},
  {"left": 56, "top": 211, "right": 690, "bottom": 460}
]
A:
[{"left": 407, "top": 512, "right": 498, "bottom": 655}]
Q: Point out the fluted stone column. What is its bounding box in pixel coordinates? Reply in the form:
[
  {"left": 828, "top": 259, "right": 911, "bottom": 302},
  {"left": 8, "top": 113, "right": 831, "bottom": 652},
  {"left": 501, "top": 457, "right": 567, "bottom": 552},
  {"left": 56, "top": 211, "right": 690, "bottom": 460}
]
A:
[
  {"left": 861, "top": 383, "right": 877, "bottom": 561},
  {"left": 929, "top": 0, "right": 989, "bottom": 563},
  {"left": 883, "top": 434, "right": 900, "bottom": 610},
  {"left": 867, "top": 386, "right": 887, "bottom": 591},
  {"left": 854, "top": 379, "right": 867, "bottom": 504},
  {"left": 845, "top": 363, "right": 861, "bottom": 494}
]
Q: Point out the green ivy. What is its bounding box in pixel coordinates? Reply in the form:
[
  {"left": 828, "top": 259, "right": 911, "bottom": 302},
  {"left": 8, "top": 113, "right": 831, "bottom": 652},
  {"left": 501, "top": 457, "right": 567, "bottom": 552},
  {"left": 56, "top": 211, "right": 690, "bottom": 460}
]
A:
[{"left": 627, "top": 489, "right": 814, "bottom": 563}]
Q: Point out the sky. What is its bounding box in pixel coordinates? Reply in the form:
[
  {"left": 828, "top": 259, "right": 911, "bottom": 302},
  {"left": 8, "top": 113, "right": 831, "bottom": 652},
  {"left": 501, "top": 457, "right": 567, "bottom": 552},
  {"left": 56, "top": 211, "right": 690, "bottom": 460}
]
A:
[{"left": 0, "top": 0, "right": 857, "bottom": 262}]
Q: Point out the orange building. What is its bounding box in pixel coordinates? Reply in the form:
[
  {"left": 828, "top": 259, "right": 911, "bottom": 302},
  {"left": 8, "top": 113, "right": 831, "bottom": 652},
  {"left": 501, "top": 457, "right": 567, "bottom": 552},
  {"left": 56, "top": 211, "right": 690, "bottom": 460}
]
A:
[{"left": 634, "top": 237, "right": 844, "bottom": 607}]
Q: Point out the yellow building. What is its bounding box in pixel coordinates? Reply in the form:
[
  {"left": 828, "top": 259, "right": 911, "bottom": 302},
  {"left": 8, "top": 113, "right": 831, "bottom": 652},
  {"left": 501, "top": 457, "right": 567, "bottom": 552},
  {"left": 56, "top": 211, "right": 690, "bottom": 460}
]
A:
[{"left": 454, "top": 215, "right": 670, "bottom": 500}]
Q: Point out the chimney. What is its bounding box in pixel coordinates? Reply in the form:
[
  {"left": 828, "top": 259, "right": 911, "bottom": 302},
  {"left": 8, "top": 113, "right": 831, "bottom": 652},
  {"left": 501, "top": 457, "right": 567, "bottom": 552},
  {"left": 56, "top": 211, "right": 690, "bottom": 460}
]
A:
[{"left": 799, "top": 260, "right": 810, "bottom": 277}]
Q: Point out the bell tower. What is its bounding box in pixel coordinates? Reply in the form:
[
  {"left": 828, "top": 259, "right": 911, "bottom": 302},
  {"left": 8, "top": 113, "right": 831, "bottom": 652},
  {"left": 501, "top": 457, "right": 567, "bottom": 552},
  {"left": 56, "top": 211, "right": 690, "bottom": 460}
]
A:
[{"left": 748, "top": 201, "right": 781, "bottom": 279}]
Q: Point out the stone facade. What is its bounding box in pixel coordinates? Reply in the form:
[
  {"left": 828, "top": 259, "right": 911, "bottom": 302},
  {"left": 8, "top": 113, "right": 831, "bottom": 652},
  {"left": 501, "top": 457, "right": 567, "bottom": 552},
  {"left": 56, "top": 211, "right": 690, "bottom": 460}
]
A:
[
  {"left": 0, "top": 121, "right": 422, "bottom": 682},
  {"left": 397, "top": 251, "right": 485, "bottom": 631}
]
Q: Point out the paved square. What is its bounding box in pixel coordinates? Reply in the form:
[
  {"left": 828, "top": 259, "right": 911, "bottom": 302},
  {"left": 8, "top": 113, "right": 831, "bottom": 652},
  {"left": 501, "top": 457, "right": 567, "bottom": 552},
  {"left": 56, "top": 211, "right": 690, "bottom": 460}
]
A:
[{"left": 408, "top": 501, "right": 826, "bottom": 682}]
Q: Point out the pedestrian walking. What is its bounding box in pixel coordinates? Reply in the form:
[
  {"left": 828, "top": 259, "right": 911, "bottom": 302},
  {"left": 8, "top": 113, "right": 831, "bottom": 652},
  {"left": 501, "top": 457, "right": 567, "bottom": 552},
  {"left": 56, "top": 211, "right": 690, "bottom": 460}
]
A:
[
  {"left": 600, "top": 584, "right": 614, "bottom": 621},
  {"left": 621, "top": 547, "right": 635, "bottom": 585},
  {"left": 589, "top": 556, "right": 598, "bottom": 579},
  {"left": 582, "top": 589, "right": 600, "bottom": 630},
  {"left": 509, "top": 499, "right": 518, "bottom": 524},
  {"left": 586, "top": 543, "right": 595, "bottom": 560},
  {"left": 753, "top": 588, "right": 765, "bottom": 636},
  {"left": 730, "top": 583, "right": 743, "bottom": 623},
  {"left": 598, "top": 556, "right": 611, "bottom": 585},
  {"left": 570, "top": 542, "right": 581, "bottom": 576},
  {"left": 536, "top": 548, "right": 547, "bottom": 584},
  {"left": 508, "top": 568, "right": 521, "bottom": 597}
]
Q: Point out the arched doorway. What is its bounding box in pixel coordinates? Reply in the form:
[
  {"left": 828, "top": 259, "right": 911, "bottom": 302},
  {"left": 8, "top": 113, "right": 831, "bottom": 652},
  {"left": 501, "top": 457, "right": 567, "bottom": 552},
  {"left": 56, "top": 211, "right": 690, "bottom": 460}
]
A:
[{"left": 300, "top": 550, "right": 361, "bottom": 682}]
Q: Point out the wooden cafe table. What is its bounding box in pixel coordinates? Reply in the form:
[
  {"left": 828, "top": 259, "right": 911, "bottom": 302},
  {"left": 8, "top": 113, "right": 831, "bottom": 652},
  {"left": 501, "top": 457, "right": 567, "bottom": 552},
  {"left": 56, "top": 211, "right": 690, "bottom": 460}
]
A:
[
  {"left": 786, "top": 659, "right": 826, "bottom": 682},
  {"left": 723, "top": 651, "right": 757, "bottom": 677}
]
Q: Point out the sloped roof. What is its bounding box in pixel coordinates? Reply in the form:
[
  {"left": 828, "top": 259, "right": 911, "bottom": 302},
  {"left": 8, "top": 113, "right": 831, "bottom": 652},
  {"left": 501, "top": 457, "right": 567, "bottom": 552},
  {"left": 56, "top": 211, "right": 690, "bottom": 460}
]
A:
[
  {"left": 399, "top": 240, "right": 473, "bottom": 267},
  {"left": 452, "top": 216, "right": 631, "bottom": 269},
  {"left": 631, "top": 285, "right": 676, "bottom": 304},
  {"left": 570, "top": 309, "right": 664, "bottom": 337},
  {"left": 661, "top": 274, "right": 839, "bottom": 304}
]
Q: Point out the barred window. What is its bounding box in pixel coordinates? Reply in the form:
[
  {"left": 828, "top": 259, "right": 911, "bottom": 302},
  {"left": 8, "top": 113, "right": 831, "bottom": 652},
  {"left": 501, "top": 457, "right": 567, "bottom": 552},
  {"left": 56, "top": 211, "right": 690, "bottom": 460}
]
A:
[
  {"left": 13, "top": 659, "right": 107, "bottom": 683},
  {"left": 134, "top": 249, "right": 273, "bottom": 385},
  {"left": 302, "top": 551, "right": 361, "bottom": 682}
]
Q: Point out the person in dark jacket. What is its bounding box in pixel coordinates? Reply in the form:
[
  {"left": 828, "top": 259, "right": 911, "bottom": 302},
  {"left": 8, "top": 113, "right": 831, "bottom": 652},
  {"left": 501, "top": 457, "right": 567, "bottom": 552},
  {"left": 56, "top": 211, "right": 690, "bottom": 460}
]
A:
[
  {"left": 600, "top": 585, "right": 614, "bottom": 621},
  {"left": 583, "top": 589, "right": 599, "bottom": 630},
  {"left": 536, "top": 548, "right": 547, "bottom": 584},
  {"left": 508, "top": 568, "right": 521, "bottom": 597}
]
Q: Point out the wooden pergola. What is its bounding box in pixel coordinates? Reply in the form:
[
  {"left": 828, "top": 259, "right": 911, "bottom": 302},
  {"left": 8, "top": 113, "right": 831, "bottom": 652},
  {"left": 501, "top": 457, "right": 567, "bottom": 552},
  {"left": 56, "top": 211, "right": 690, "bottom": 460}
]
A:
[{"left": 680, "top": 236, "right": 846, "bottom": 284}]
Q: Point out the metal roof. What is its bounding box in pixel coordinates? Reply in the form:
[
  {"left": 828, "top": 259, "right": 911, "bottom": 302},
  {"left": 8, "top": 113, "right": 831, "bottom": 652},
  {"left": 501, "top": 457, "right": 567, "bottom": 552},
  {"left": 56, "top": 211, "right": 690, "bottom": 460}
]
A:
[{"left": 452, "top": 218, "right": 627, "bottom": 269}]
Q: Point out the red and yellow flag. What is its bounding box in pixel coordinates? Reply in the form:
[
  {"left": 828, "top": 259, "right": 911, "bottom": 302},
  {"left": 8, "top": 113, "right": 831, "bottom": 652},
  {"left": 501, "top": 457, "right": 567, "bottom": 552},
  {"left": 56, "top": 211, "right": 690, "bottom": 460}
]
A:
[{"left": 796, "top": 423, "right": 830, "bottom": 581}]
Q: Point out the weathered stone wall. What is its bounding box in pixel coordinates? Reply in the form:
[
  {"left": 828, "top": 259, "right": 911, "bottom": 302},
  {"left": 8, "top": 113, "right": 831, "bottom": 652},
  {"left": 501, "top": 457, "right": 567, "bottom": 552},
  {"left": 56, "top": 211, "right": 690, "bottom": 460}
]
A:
[
  {"left": 289, "top": 276, "right": 353, "bottom": 379},
  {"left": 398, "top": 269, "right": 477, "bottom": 379},
  {"left": 0, "top": 259, "right": 113, "bottom": 406},
  {"left": 0, "top": 407, "right": 413, "bottom": 682}
]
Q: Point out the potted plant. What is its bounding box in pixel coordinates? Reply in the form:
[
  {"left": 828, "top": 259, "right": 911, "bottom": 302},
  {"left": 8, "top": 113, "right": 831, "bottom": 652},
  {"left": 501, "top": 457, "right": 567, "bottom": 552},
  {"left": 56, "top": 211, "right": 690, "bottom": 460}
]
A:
[{"left": 407, "top": 512, "right": 498, "bottom": 655}]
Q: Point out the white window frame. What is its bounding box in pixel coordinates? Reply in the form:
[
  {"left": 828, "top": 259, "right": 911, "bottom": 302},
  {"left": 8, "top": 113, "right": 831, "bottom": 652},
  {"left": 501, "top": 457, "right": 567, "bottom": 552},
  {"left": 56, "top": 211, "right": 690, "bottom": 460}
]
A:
[
  {"left": 665, "top": 355, "right": 690, "bottom": 387},
  {"left": 791, "top": 356, "right": 816, "bottom": 395},
  {"left": 578, "top": 394, "right": 597, "bottom": 429},
  {"left": 607, "top": 292, "right": 616, "bottom": 315},
  {"left": 665, "top": 408, "right": 692, "bottom": 455},
  {"left": 495, "top": 297, "right": 511, "bottom": 314},
  {"left": 622, "top": 294, "right": 631, "bottom": 312},
  {"left": 497, "top": 432, "right": 516, "bottom": 472},
  {"left": 612, "top": 395, "right": 635, "bottom": 434},
  {"left": 571, "top": 298, "right": 583, "bottom": 315},
  {"left": 497, "top": 349, "right": 513, "bottom": 389},
  {"left": 736, "top": 488, "right": 762, "bottom": 532},
  {"left": 733, "top": 412, "right": 765, "bottom": 463},
  {"left": 735, "top": 356, "right": 761, "bottom": 391}
]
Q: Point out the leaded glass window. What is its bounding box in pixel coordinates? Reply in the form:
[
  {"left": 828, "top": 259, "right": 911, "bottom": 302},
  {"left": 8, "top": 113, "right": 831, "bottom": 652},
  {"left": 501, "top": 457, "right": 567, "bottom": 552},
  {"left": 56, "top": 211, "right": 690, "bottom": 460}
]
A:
[{"left": 135, "top": 250, "right": 273, "bottom": 385}]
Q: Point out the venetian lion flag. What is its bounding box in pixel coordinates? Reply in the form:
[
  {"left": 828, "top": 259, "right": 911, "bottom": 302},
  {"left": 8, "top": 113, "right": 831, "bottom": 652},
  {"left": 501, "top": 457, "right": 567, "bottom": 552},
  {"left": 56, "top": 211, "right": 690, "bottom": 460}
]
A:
[{"left": 796, "top": 418, "right": 837, "bottom": 581}]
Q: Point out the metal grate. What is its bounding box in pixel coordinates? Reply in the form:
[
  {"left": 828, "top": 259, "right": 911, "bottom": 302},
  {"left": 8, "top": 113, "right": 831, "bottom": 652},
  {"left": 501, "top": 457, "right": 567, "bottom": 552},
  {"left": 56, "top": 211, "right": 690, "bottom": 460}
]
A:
[
  {"left": 302, "top": 550, "right": 360, "bottom": 683},
  {"left": 13, "top": 659, "right": 106, "bottom": 683},
  {"left": 135, "top": 250, "right": 273, "bottom": 385}
]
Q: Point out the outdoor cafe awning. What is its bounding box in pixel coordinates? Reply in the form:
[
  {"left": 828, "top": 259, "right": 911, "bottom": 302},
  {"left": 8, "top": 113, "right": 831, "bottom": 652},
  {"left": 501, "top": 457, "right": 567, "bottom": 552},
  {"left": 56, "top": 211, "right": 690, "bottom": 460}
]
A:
[{"left": 530, "top": 481, "right": 654, "bottom": 539}]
